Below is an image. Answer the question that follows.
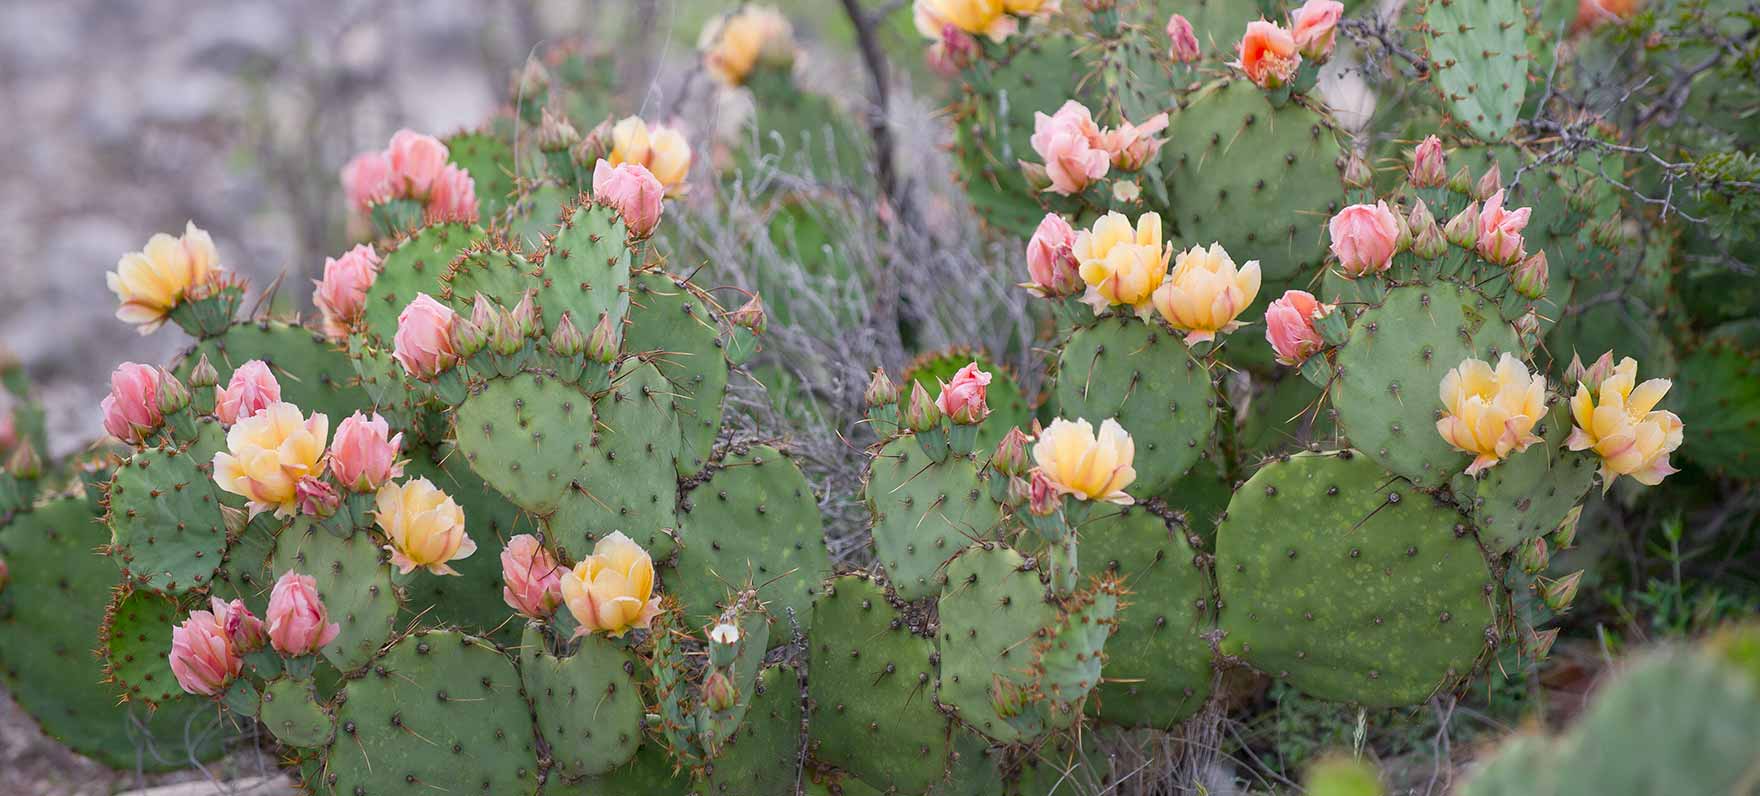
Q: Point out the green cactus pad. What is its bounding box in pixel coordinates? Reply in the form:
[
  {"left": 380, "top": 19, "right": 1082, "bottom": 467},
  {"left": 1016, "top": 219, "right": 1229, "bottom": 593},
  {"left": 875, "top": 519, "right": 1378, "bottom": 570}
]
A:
[
  {"left": 550, "top": 741, "right": 690, "bottom": 795},
  {"left": 1216, "top": 451, "right": 1497, "bottom": 706},
  {"left": 552, "top": 359, "right": 681, "bottom": 562},
  {"left": 1422, "top": 0, "right": 1529, "bottom": 140},
  {"left": 808, "top": 575, "right": 950, "bottom": 795},
  {"left": 623, "top": 270, "right": 730, "bottom": 477},
  {"left": 699, "top": 664, "right": 805, "bottom": 796},
  {"left": 509, "top": 181, "right": 573, "bottom": 251},
  {"left": 446, "top": 130, "right": 519, "bottom": 219},
  {"left": 177, "top": 320, "right": 374, "bottom": 424},
  {"left": 270, "top": 521, "right": 400, "bottom": 672},
  {"left": 1330, "top": 282, "right": 1520, "bottom": 486},
  {"left": 456, "top": 372, "right": 597, "bottom": 516},
  {"left": 864, "top": 435, "right": 1003, "bottom": 601},
  {"left": 902, "top": 349, "right": 1033, "bottom": 452},
  {"left": 1159, "top": 79, "right": 1345, "bottom": 281},
  {"left": 937, "top": 544, "right": 1061, "bottom": 743},
  {"left": 260, "top": 676, "right": 335, "bottom": 748},
  {"left": 519, "top": 624, "right": 644, "bottom": 779},
  {"left": 1452, "top": 402, "right": 1595, "bottom": 555},
  {"left": 673, "top": 445, "right": 830, "bottom": 633},
  {"left": 398, "top": 444, "right": 534, "bottom": 641},
  {"left": 440, "top": 240, "right": 541, "bottom": 314},
  {"left": 537, "top": 201, "right": 632, "bottom": 338},
  {"left": 1054, "top": 316, "right": 1217, "bottom": 495},
  {"left": 99, "top": 588, "right": 186, "bottom": 706},
  {"left": 211, "top": 512, "right": 279, "bottom": 615},
  {"left": 0, "top": 496, "right": 227, "bottom": 771},
  {"left": 1031, "top": 580, "right": 1120, "bottom": 710},
  {"left": 362, "top": 223, "right": 489, "bottom": 343},
  {"left": 326, "top": 631, "right": 539, "bottom": 796},
  {"left": 1077, "top": 506, "right": 1214, "bottom": 727},
  {"left": 1677, "top": 342, "right": 1760, "bottom": 479},
  {"left": 105, "top": 446, "right": 229, "bottom": 593}
]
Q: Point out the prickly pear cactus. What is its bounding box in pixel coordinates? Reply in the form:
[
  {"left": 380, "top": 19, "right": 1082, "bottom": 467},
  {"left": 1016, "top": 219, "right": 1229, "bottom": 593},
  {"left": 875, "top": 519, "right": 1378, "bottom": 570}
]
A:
[
  {"left": 864, "top": 434, "right": 1003, "bottom": 601},
  {"left": 1421, "top": 0, "right": 1529, "bottom": 140}
]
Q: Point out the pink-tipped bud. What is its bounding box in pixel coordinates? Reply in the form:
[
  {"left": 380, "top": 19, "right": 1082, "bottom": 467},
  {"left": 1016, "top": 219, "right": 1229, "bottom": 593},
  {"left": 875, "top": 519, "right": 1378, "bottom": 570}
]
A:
[
  {"left": 500, "top": 534, "right": 565, "bottom": 620},
  {"left": 450, "top": 315, "right": 486, "bottom": 358},
  {"left": 729, "top": 294, "right": 767, "bottom": 335},
  {"left": 296, "top": 476, "right": 341, "bottom": 518},
  {"left": 572, "top": 118, "right": 614, "bottom": 168},
  {"left": 393, "top": 294, "right": 460, "bottom": 380},
  {"left": 592, "top": 161, "right": 665, "bottom": 238},
  {"left": 1446, "top": 164, "right": 1474, "bottom": 195},
  {"left": 188, "top": 353, "right": 219, "bottom": 390},
  {"left": 511, "top": 290, "right": 541, "bottom": 340},
  {"left": 1411, "top": 206, "right": 1447, "bottom": 260},
  {"left": 1167, "top": 14, "right": 1200, "bottom": 63},
  {"left": 1342, "top": 151, "right": 1373, "bottom": 190},
  {"left": 936, "top": 363, "right": 992, "bottom": 426},
  {"left": 865, "top": 367, "right": 898, "bottom": 408},
  {"left": 537, "top": 108, "right": 581, "bottom": 153},
  {"left": 1567, "top": 351, "right": 1616, "bottom": 391},
  {"left": 470, "top": 293, "right": 497, "bottom": 333},
  {"left": 993, "top": 427, "right": 1031, "bottom": 477},
  {"left": 156, "top": 368, "right": 191, "bottom": 416},
  {"left": 169, "top": 607, "right": 242, "bottom": 696},
  {"left": 1410, "top": 136, "right": 1447, "bottom": 188},
  {"left": 1513, "top": 251, "right": 1549, "bottom": 299},
  {"left": 210, "top": 597, "right": 266, "bottom": 654},
  {"left": 1025, "top": 213, "right": 1083, "bottom": 298},
  {"left": 1527, "top": 626, "right": 1560, "bottom": 660},
  {"left": 1542, "top": 570, "right": 1582, "bottom": 613},
  {"left": 313, "top": 244, "right": 381, "bottom": 342},
  {"left": 329, "top": 412, "right": 404, "bottom": 493},
  {"left": 1328, "top": 202, "right": 1401, "bottom": 278},
  {"left": 1473, "top": 164, "right": 1503, "bottom": 201},
  {"left": 702, "top": 670, "right": 739, "bottom": 713},
  {"left": 1027, "top": 470, "right": 1059, "bottom": 518},
  {"left": 1476, "top": 190, "right": 1532, "bottom": 266},
  {"left": 215, "top": 360, "right": 282, "bottom": 426},
  {"left": 1552, "top": 505, "right": 1582, "bottom": 549},
  {"left": 927, "top": 23, "right": 979, "bottom": 76},
  {"left": 904, "top": 381, "right": 942, "bottom": 433},
  {"left": 1519, "top": 537, "right": 1550, "bottom": 575},
  {"left": 1392, "top": 202, "right": 1413, "bottom": 251},
  {"left": 101, "top": 362, "right": 163, "bottom": 444},
  {"left": 489, "top": 307, "right": 522, "bottom": 357},
  {"left": 1444, "top": 203, "right": 1480, "bottom": 249},
  {"left": 6, "top": 444, "right": 40, "bottom": 480},
  {"left": 551, "top": 312, "right": 585, "bottom": 357},
  {"left": 266, "top": 570, "right": 342, "bottom": 657},
  {"left": 587, "top": 313, "right": 620, "bottom": 364},
  {"left": 1018, "top": 160, "right": 1053, "bottom": 193},
  {"left": 1265, "top": 289, "right": 1330, "bottom": 367}
]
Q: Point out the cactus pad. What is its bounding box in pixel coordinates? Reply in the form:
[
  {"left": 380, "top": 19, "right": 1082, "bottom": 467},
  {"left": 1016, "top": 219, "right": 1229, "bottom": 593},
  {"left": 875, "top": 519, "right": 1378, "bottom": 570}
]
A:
[
  {"left": 270, "top": 521, "right": 400, "bottom": 672},
  {"left": 211, "top": 512, "right": 279, "bottom": 615},
  {"left": 937, "top": 544, "right": 1059, "bottom": 743},
  {"left": 260, "top": 676, "right": 336, "bottom": 748},
  {"left": 1453, "top": 402, "right": 1595, "bottom": 555},
  {"left": 950, "top": 32, "right": 1086, "bottom": 238},
  {"left": 398, "top": 444, "right": 533, "bottom": 640},
  {"left": 1216, "top": 451, "right": 1497, "bottom": 706},
  {"left": 673, "top": 445, "right": 830, "bottom": 633},
  {"left": 1030, "top": 580, "right": 1120, "bottom": 711},
  {"left": 623, "top": 270, "right": 730, "bottom": 477},
  {"left": 552, "top": 359, "right": 681, "bottom": 561},
  {"left": 1331, "top": 282, "right": 1519, "bottom": 486},
  {"left": 1078, "top": 506, "right": 1214, "bottom": 727},
  {"left": 1677, "top": 342, "right": 1760, "bottom": 479},
  {"left": 99, "top": 588, "right": 185, "bottom": 706},
  {"left": 363, "top": 223, "right": 488, "bottom": 343},
  {"left": 439, "top": 241, "right": 540, "bottom": 314},
  {"left": 178, "top": 321, "right": 374, "bottom": 424},
  {"left": 446, "top": 131, "right": 519, "bottom": 219},
  {"left": 864, "top": 435, "right": 1002, "bottom": 601},
  {"left": 536, "top": 201, "right": 632, "bottom": 338},
  {"left": 699, "top": 664, "right": 805, "bottom": 796},
  {"left": 1054, "top": 317, "right": 1217, "bottom": 495},
  {"left": 456, "top": 372, "right": 597, "bottom": 516},
  {"left": 326, "top": 631, "right": 539, "bottom": 796},
  {"left": 808, "top": 575, "right": 949, "bottom": 795},
  {"left": 1422, "top": 0, "right": 1529, "bottom": 140},
  {"left": 518, "top": 624, "right": 644, "bottom": 779},
  {"left": 105, "top": 446, "right": 229, "bottom": 593}
]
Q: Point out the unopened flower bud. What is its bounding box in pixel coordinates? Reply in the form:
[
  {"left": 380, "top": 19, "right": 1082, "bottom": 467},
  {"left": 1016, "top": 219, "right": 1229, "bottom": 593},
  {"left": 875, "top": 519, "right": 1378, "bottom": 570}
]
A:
[
  {"left": 904, "top": 382, "right": 941, "bottom": 433},
  {"left": 6, "top": 443, "right": 41, "bottom": 480},
  {"left": 1027, "top": 470, "right": 1059, "bottom": 518},
  {"left": 511, "top": 291, "right": 541, "bottom": 340},
  {"left": 1446, "top": 165, "right": 1474, "bottom": 195},
  {"left": 1514, "top": 309, "right": 1541, "bottom": 339},
  {"left": 729, "top": 294, "right": 767, "bottom": 335},
  {"left": 702, "top": 669, "right": 739, "bottom": 713},
  {"left": 1411, "top": 218, "right": 1448, "bottom": 260},
  {"left": 1410, "top": 135, "right": 1446, "bottom": 188},
  {"left": 864, "top": 368, "right": 898, "bottom": 408},
  {"left": 1342, "top": 152, "right": 1373, "bottom": 190},
  {"left": 587, "top": 313, "right": 620, "bottom": 364},
  {"left": 492, "top": 308, "right": 524, "bottom": 356},
  {"left": 156, "top": 369, "right": 191, "bottom": 415},
  {"left": 551, "top": 312, "right": 585, "bottom": 357},
  {"left": 1443, "top": 203, "right": 1480, "bottom": 249},
  {"left": 1567, "top": 350, "right": 1616, "bottom": 391},
  {"left": 1542, "top": 570, "right": 1582, "bottom": 613},
  {"left": 1392, "top": 203, "right": 1413, "bottom": 251},
  {"left": 513, "top": 59, "right": 550, "bottom": 100},
  {"left": 537, "top": 108, "right": 580, "bottom": 153},
  {"left": 296, "top": 476, "right": 341, "bottom": 518},
  {"left": 1513, "top": 251, "right": 1549, "bottom": 299},
  {"left": 1473, "top": 164, "right": 1502, "bottom": 201},
  {"left": 450, "top": 316, "right": 486, "bottom": 357},
  {"left": 1018, "top": 160, "right": 1052, "bottom": 193},
  {"left": 990, "top": 673, "right": 1028, "bottom": 718},
  {"left": 573, "top": 118, "right": 614, "bottom": 167},
  {"left": 992, "top": 427, "right": 1031, "bottom": 477},
  {"left": 188, "top": 354, "right": 219, "bottom": 390},
  {"left": 471, "top": 293, "right": 497, "bottom": 333},
  {"left": 1518, "top": 537, "right": 1549, "bottom": 575},
  {"left": 1526, "top": 626, "right": 1559, "bottom": 659},
  {"left": 1552, "top": 505, "right": 1582, "bottom": 549}
]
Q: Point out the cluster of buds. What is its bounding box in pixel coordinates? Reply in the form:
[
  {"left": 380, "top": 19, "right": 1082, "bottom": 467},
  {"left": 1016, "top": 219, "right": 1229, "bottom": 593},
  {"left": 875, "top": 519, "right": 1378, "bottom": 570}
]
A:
[
  {"left": 1024, "top": 100, "right": 1166, "bottom": 197},
  {"left": 168, "top": 570, "right": 342, "bottom": 697},
  {"left": 895, "top": 361, "right": 995, "bottom": 459},
  {"left": 341, "top": 129, "right": 479, "bottom": 234}
]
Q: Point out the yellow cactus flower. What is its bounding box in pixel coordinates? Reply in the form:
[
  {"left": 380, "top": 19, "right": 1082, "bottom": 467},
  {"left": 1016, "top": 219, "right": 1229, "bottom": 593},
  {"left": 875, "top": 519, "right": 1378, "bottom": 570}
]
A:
[
  {"left": 212, "top": 402, "right": 329, "bottom": 518},
  {"left": 559, "top": 531, "right": 663, "bottom": 637},
  {"left": 375, "top": 477, "right": 475, "bottom": 576},
  {"left": 699, "top": 6, "right": 795, "bottom": 86},
  {"left": 1150, "top": 243, "right": 1262, "bottom": 345},
  {"left": 1566, "top": 356, "right": 1683, "bottom": 490},
  {"left": 1074, "top": 211, "right": 1172, "bottom": 318},
  {"left": 914, "top": 0, "right": 1016, "bottom": 42},
  {"left": 609, "top": 116, "right": 693, "bottom": 195},
  {"left": 107, "top": 222, "right": 221, "bottom": 333},
  {"left": 1031, "top": 417, "right": 1137, "bottom": 504},
  {"left": 1435, "top": 353, "right": 1546, "bottom": 477}
]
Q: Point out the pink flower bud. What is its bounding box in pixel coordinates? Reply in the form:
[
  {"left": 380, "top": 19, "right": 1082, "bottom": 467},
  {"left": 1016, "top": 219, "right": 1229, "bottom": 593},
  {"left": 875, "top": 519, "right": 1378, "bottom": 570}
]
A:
[
  {"left": 729, "top": 294, "right": 767, "bottom": 334},
  {"left": 1476, "top": 190, "right": 1532, "bottom": 266},
  {"left": 266, "top": 570, "right": 341, "bottom": 657},
  {"left": 1167, "top": 14, "right": 1200, "bottom": 63},
  {"left": 100, "top": 362, "right": 162, "bottom": 443},
  {"left": 993, "top": 427, "right": 1031, "bottom": 477},
  {"left": 1474, "top": 164, "right": 1503, "bottom": 202},
  {"left": 340, "top": 150, "right": 394, "bottom": 214},
  {"left": 1265, "top": 290, "right": 1330, "bottom": 366},
  {"left": 1327, "top": 202, "right": 1401, "bottom": 277},
  {"left": 1100, "top": 113, "right": 1168, "bottom": 172},
  {"left": 702, "top": 669, "right": 738, "bottom": 712},
  {"left": 313, "top": 244, "right": 381, "bottom": 342},
  {"left": 210, "top": 597, "right": 266, "bottom": 653},
  {"left": 501, "top": 534, "right": 565, "bottom": 620},
  {"left": 1444, "top": 202, "right": 1480, "bottom": 249},
  {"left": 296, "top": 476, "right": 340, "bottom": 518},
  {"left": 865, "top": 367, "right": 898, "bottom": 408},
  {"left": 393, "top": 294, "right": 460, "bottom": 380},
  {"left": 423, "top": 164, "right": 480, "bottom": 225},
  {"left": 936, "top": 363, "right": 993, "bottom": 425},
  {"left": 387, "top": 129, "right": 450, "bottom": 198},
  {"left": 592, "top": 161, "right": 665, "bottom": 237},
  {"left": 1030, "top": 101, "right": 1110, "bottom": 196},
  {"left": 904, "top": 381, "right": 942, "bottom": 433},
  {"left": 927, "top": 23, "right": 978, "bottom": 76},
  {"left": 1027, "top": 469, "right": 1059, "bottom": 518},
  {"left": 1410, "top": 135, "right": 1447, "bottom": 188},
  {"left": 0, "top": 409, "right": 15, "bottom": 455},
  {"left": 1025, "top": 213, "right": 1082, "bottom": 297},
  {"left": 1289, "top": 0, "right": 1343, "bottom": 62},
  {"left": 169, "top": 607, "right": 242, "bottom": 696},
  {"left": 1566, "top": 350, "right": 1616, "bottom": 391},
  {"left": 214, "top": 360, "right": 282, "bottom": 427},
  {"left": 1513, "top": 251, "right": 1549, "bottom": 299},
  {"left": 328, "top": 412, "right": 404, "bottom": 492}
]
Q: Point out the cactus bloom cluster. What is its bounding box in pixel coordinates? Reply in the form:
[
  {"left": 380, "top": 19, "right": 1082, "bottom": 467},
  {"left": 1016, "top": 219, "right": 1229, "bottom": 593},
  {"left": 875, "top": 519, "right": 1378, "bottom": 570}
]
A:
[
  {"left": 608, "top": 116, "right": 692, "bottom": 194},
  {"left": 1029, "top": 101, "right": 1167, "bottom": 195},
  {"left": 107, "top": 222, "right": 222, "bottom": 334},
  {"left": 1567, "top": 356, "right": 1684, "bottom": 489},
  {"left": 912, "top": 0, "right": 1053, "bottom": 45},
  {"left": 341, "top": 129, "right": 479, "bottom": 224},
  {"left": 1436, "top": 354, "right": 1547, "bottom": 476}
]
